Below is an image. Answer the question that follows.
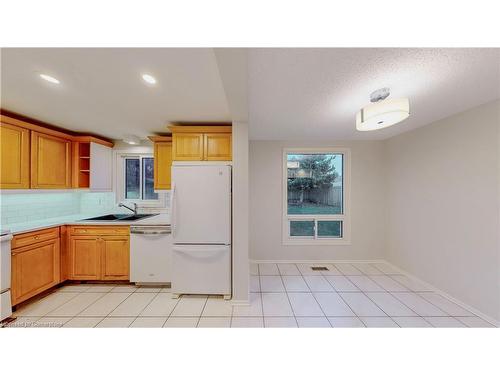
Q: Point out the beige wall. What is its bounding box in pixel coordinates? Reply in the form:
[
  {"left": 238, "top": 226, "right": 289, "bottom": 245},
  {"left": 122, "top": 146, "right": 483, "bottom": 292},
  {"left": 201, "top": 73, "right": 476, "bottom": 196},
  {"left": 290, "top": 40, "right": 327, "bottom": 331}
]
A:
[
  {"left": 249, "top": 140, "right": 386, "bottom": 261},
  {"left": 384, "top": 100, "right": 500, "bottom": 321},
  {"left": 248, "top": 100, "right": 499, "bottom": 320}
]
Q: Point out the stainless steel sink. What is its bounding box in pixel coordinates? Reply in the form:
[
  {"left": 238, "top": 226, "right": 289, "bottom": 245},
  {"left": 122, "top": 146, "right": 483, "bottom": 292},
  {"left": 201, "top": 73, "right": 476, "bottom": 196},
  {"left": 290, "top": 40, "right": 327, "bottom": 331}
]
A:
[{"left": 81, "top": 214, "right": 158, "bottom": 222}]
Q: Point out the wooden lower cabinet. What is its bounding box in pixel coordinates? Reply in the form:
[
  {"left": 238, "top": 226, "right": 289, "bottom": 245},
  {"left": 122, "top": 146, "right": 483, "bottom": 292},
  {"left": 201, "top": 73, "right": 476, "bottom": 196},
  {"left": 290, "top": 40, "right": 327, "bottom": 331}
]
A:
[
  {"left": 69, "top": 237, "right": 101, "bottom": 280},
  {"left": 101, "top": 236, "right": 130, "bottom": 280},
  {"left": 9, "top": 225, "right": 129, "bottom": 306},
  {"left": 59, "top": 225, "right": 70, "bottom": 282},
  {"left": 11, "top": 238, "right": 60, "bottom": 306},
  {"left": 68, "top": 226, "right": 130, "bottom": 281}
]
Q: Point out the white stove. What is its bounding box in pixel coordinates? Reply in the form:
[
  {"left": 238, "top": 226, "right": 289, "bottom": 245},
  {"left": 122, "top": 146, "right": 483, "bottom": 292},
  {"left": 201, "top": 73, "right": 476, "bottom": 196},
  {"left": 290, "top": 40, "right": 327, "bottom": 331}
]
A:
[{"left": 0, "top": 230, "right": 13, "bottom": 321}]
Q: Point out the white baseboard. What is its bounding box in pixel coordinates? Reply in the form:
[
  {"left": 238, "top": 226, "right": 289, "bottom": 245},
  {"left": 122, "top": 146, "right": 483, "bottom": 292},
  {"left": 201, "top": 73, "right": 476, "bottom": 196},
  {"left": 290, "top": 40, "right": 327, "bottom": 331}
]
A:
[
  {"left": 230, "top": 299, "right": 250, "bottom": 306},
  {"left": 381, "top": 260, "right": 499, "bottom": 327},
  {"left": 250, "top": 259, "right": 386, "bottom": 264}
]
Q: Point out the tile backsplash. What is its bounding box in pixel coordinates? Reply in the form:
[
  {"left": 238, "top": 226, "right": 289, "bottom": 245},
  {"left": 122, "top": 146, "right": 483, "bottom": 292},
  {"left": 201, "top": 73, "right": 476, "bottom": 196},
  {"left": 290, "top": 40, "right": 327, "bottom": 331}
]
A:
[
  {"left": 80, "top": 192, "right": 116, "bottom": 214},
  {"left": 0, "top": 192, "right": 116, "bottom": 226},
  {"left": 0, "top": 191, "right": 169, "bottom": 227}
]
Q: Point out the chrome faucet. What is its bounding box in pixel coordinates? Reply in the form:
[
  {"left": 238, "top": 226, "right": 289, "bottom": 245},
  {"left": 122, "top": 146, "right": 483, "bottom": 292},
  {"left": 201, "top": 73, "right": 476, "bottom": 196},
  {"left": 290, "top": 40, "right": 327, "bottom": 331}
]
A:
[{"left": 119, "top": 202, "right": 138, "bottom": 215}]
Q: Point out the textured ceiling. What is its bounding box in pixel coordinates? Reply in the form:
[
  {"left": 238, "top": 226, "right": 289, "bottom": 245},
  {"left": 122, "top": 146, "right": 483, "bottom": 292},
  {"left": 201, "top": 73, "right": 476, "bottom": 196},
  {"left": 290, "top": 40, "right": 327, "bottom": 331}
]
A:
[
  {"left": 1, "top": 48, "right": 231, "bottom": 140},
  {"left": 1, "top": 48, "right": 499, "bottom": 142},
  {"left": 248, "top": 48, "right": 500, "bottom": 140}
]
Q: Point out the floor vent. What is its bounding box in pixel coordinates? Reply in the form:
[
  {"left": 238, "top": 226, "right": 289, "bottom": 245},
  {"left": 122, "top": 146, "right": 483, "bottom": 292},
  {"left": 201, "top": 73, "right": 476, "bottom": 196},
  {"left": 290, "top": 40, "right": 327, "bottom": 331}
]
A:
[{"left": 311, "top": 266, "right": 329, "bottom": 271}]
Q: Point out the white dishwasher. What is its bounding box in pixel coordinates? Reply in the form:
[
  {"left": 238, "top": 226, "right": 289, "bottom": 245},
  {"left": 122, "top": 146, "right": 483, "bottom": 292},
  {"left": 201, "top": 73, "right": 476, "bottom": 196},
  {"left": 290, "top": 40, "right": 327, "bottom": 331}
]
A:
[{"left": 130, "top": 225, "right": 172, "bottom": 285}]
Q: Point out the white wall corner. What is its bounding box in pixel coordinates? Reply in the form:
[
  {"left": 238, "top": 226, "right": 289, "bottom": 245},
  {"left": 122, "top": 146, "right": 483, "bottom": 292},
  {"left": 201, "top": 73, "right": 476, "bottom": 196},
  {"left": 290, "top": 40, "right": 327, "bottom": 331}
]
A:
[{"left": 231, "top": 121, "right": 249, "bottom": 301}]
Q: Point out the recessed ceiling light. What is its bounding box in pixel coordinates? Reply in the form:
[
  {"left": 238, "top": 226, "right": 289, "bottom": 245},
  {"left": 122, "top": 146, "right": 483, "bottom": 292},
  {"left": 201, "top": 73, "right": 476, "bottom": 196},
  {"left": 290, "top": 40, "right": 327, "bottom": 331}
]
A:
[
  {"left": 39, "top": 73, "right": 60, "bottom": 84},
  {"left": 356, "top": 88, "right": 410, "bottom": 131},
  {"left": 123, "top": 135, "right": 141, "bottom": 145},
  {"left": 142, "top": 74, "right": 157, "bottom": 85}
]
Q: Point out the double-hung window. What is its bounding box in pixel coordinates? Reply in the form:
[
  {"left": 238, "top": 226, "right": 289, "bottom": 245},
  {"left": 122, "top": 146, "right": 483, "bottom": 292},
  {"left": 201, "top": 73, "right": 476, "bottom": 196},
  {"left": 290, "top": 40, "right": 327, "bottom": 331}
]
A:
[
  {"left": 283, "top": 148, "right": 350, "bottom": 245},
  {"left": 124, "top": 156, "right": 158, "bottom": 201}
]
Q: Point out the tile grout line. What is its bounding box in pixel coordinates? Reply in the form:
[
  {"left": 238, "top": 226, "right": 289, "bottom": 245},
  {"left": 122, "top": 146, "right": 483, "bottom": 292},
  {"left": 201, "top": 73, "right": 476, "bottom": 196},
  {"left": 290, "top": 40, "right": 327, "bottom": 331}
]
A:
[
  {"left": 328, "top": 263, "right": 478, "bottom": 326},
  {"left": 324, "top": 274, "right": 367, "bottom": 327},
  {"left": 389, "top": 291, "right": 449, "bottom": 325},
  {"left": 417, "top": 292, "right": 478, "bottom": 318},
  {"left": 344, "top": 269, "right": 412, "bottom": 326},
  {"left": 254, "top": 263, "right": 265, "bottom": 328},
  {"left": 196, "top": 296, "right": 211, "bottom": 328},
  {"left": 365, "top": 272, "right": 409, "bottom": 292},
  {"left": 94, "top": 290, "right": 136, "bottom": 327},
  {"left": 161, "top": 294, "right": 182, "bottom": 328},
  {"left": 357, "top": 289, "right": 401, "bottom": 327},
  {"left": 341, "top": 264, "right": 440, "bottom": 326},
  {"left": 87, "top": 286, "right": 157, "bottom": 327},
  {"left": 73, "top": 286, "right": 134, "bottom": 327},
  {"left": 301, "top": 278, "right": 333, "bottom": 327},
  {"left": 22, "top": 289, "right": 84, "bottom": 320},
  {"left": 54, "top": 284, "right": 135, "bottom": 326},
  {"left": 277, "top": 265, "right": 299, "bottom": 327},
  {"left": 232, "top": 264, "right": 260, "bottom": 327},
  {"left": 128, "top": 290, "right": 162, "bottom": 328},
  {"left": 51, "top": 289, "right": 116, "bottom": 320},
  {"left": 278, "top": 263, "right": 300, "bottom": 328},
  {"left": 24, "top": 286, "right": 114, "bottom": 327}
]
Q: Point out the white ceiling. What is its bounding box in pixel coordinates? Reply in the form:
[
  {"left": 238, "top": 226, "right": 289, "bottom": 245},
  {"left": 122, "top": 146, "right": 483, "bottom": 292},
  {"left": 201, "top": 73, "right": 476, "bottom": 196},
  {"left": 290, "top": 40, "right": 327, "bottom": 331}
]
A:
[
  {"left": 248, "top": 48, "right": 500, "bottom": 140},
  {"left": 1, "top": 48, "right": 231, "bottom": 140},
  {"left": 1, "top": 48, "right": 499, "bottom": 142}
]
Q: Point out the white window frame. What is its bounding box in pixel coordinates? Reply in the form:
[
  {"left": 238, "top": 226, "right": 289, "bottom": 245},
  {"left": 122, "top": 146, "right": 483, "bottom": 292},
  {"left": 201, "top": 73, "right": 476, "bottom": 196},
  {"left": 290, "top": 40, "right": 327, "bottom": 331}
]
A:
[
  {"left": 282, "top": 147, "right": 351, "bottom": 245},
  {"left": 115, "top": 152, "right": 166, "bottom": 208}
]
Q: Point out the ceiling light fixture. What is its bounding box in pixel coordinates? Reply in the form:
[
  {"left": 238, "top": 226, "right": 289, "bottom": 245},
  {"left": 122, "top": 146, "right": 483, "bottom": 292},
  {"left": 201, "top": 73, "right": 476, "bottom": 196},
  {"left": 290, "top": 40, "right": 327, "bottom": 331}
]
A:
[
  {"left": 356, "top": 88, "right": 409, "bottom": 131},
  {"left": 123, "top": 135, "right": 141, "bottom": 145},
  {"left": 39, "top": 73, "right": 60, "bottom": 84},
  {"left": 142, "top": 73, "right": 157, "bottom": 85}
]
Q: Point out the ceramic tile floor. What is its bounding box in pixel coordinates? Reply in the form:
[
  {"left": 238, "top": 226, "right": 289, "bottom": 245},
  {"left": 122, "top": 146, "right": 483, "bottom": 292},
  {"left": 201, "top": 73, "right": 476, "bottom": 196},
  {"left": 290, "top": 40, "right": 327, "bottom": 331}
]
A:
[{"left": 3, "top": 263, "right": 495, "bottom": 328}]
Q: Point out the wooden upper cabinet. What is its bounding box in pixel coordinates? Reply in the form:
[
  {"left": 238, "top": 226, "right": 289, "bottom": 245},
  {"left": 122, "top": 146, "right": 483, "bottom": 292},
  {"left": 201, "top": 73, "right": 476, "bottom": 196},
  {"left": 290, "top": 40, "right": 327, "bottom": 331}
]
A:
[
  {"left": 204, "top": 133, "right": 232, "bottom": 161},
  {"left": 1, "top": 114, "right": 113, "bottom": 190},
  {"left": 152, "top": 139, "right": 173, "bottom": 190},
  {"left": 169, "top": 125, "right": 232, "bottom": 161},
  {"left": 0, "top": 123, "right": 30, "bottom": 189},
  {"left": 31, "top": 131, "right": 72, "bottom": 189},
  {"left": 172, "top": 133, "right": 204, "bottom": 161}
]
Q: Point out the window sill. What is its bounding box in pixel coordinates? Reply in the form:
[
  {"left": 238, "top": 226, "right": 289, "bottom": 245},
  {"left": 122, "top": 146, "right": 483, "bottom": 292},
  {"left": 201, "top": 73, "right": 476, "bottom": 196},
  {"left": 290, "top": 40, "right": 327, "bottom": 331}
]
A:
[{"left": 282, "top": 238, "right": 351, "bottom": 246}]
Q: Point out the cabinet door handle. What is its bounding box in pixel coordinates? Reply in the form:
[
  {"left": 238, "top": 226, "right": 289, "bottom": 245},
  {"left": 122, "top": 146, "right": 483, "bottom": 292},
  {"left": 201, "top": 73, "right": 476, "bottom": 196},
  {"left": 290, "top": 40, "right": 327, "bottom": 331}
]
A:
[{"left": 34, "top": 236, "right": 40, "bottom": 239}]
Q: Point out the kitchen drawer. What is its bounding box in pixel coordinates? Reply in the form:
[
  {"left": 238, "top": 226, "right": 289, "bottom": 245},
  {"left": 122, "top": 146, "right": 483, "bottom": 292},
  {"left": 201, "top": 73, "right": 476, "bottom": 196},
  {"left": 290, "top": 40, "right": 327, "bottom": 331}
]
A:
[
  {"left": 12, "top": 227, "right": 60, "bottom": 249},
  {"left": 69, "top": 226, "right": 130, "bottom": 236}
]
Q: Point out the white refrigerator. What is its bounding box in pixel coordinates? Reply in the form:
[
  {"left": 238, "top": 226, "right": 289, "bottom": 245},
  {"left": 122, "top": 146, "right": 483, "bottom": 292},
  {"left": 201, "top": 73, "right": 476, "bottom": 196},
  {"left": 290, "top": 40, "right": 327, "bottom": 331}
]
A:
[{"left": 171, "top": 164, "right": 231, "bottom": 298}]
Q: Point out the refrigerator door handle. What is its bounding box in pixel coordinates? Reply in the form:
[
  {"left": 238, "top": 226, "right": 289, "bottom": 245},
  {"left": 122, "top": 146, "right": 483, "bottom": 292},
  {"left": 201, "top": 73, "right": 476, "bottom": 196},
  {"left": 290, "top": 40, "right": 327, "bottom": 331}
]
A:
[
  {"left": 173, "top": 247, "right": 228, "bottom": 259},
  {"left": 170, "top": 182, "right": 176, "bottom": 238}
]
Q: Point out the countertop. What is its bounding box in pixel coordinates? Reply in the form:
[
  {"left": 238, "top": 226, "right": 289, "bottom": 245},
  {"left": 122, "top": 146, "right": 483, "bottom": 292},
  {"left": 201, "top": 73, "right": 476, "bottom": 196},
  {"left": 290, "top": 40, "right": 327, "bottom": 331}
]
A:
[{"left": 1, "top": 213, "right": 170, "bottom": 235}]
